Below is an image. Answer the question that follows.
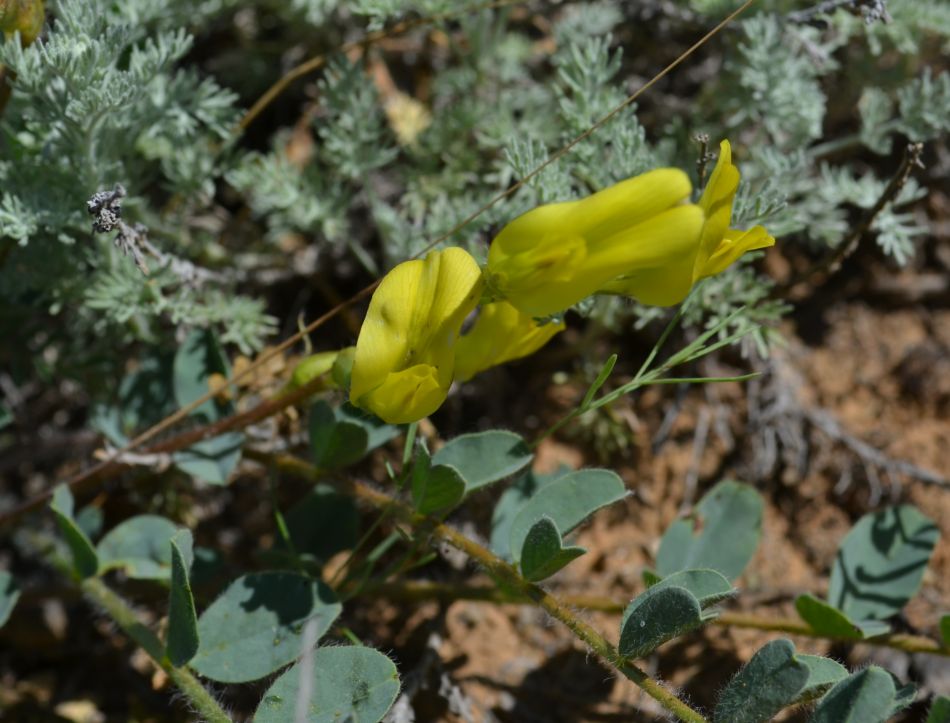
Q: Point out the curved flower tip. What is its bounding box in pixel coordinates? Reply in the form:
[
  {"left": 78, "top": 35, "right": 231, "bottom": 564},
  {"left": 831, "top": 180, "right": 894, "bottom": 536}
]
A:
[
  {"left": 350, "top": 247, "right": 483, "bottom": 424},
  {"left": 694, "top": 140, "right": 774, "bottom": 280},
  {"left": 487, "top": 168, "right": 701, "bottom": 317},
  {"left": 604, "top": 139, "right": 775, "bottom": 305},
  {"left": 454, "top": 301, "right": 565, "bottom": 382}
]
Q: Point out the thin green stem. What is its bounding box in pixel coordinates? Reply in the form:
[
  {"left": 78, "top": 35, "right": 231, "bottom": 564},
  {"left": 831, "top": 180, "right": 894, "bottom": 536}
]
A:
[
  {"left": 262, "top": 452, "right": 708, "bottom": 723},
  {"left": 81, "top": 577, "right": 232, "bottom": 723},
  {"left": 365, "top": 580, "right": 950, "bottom": 659},
  {"left": 268, "top": 466, "right": 300, "bottom": 566},
  {"left": 402, "top": 422, "right": 418, "bottom": 469}
]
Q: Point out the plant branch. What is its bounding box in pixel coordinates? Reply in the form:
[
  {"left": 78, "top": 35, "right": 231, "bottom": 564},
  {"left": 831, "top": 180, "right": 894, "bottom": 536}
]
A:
[
  {"left": 363, "top": 580, "right": 950, "bottom": 658},
  {"left": 81, "top": 576, "right": 231, "bottom": 723},
  {"left": 775, "top": 142, "right": 924, "bottom": 298},
  {"left": 0, "top": 374, "right": 331, "bottom": 530},
  {"left": 255, "top": 451, "right": 709, "bottom": 723}
]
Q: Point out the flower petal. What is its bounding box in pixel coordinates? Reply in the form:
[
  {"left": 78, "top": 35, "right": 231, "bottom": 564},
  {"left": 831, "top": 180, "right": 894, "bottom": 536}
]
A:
[
  {"left": 454, "top": 302, "right": 564, "bottom": 382},
  {"left": 588, "top": 203, "right": 706, "bottom": 307},
  {"left": 359, "top": 364, "right": 447, "bottom": 424},
  {"left": 698, "top": 225, "right": 775, "bottom": 278},
  {"left": 350, "top": 248, "right": 482, "bottom": 421},
  {"left": 487, "top": 169, "right": 695, "bottom": 316}
]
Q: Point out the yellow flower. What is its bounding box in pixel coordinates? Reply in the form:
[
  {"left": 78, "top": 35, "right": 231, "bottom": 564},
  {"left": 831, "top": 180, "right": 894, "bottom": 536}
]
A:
[
  {"left": 454, "top": 301, "right": 565, "bottom": 382},
  {"left": 602, "top": 140, "right": 775, "bottom": 305},
  {"left": 350, "top": 247, "right": 483, "bottom": 424},
  {"left": 485, "top": 168, "right": 704, "bottom": 317}
]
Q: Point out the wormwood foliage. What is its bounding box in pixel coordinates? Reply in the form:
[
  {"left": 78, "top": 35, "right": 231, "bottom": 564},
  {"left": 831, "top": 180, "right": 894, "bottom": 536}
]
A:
[{"left": 2, "top": 1, "right": 948, "bottom": 722}]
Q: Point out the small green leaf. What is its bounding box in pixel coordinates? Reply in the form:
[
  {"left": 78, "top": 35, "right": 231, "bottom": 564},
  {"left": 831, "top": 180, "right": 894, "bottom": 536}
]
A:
[
  {"left": 0, "top": 571, "right": 20, "bottom": 629},
  {"left": 253, "top": 646, "right": 400, "bottom": 723},
  {"left": 926, "top": 695, "right": 950, "bottom": 723},
  {"left": 283, "top": 485, "right": 359, "bottom": 562},
  {"left": 431, "top": 430, "right": 533, "bottom": 493},
  {"left": 509, "top": 468, "right": 626, "bottom": 563},
  {"left": 828, "top": 505, "right": 938, "bottom": 621},
  {"left": 171, "top": 330, "right": 244, "bottom": 483},
  {"left": 618, "top": 585, "right": 703, "bottom": 659},
  {"left": 75, "top": 505, "right": 104, "bottom": 540},
  {"left": 940, "top": 614, "right": 950, "bottom": 646},
  {"left": 411, "top": 446, "right": 465, "bottom": 515},
  {"left": 796, "top": 655, "right": 848, "bottom": 701},
  {"left": 173, "top": 329, "right": 231, "bottom": 419},
  {"left": 714, "top": 639, "right": 810, "bottom": 723},
  {"left": 795, "top": 594, "right": 866, "bottom": 639},
  {"left": 657, "top": 480, "right": 763, "bottom": 582},
  {"left": 174, "top": 431, "right": 244, "bottom": 485},
  {"left": 810, "top": 667, "right": 898, "bottom": 723},
  {"left": 519, "top": 517, "right": 586, "bottom": 582},
  {"left": 890, "top": 682, "right": 916, "bottom": 717},
  {"left": 581, "top": 354, "right": 617, "bottom": 408},
  {"left": 90, "top": 356, "right": 176, "bottom": 445},
  {"left": 96, "top": 515, "right": 181, "bottom": 580},
  {"left": 648, "top": 569, "right": 735, "bottom": 609},
  {"left": 641, "top": 569, "right": 662, "bottom": 587},
  {"left": 310, "top": 401, "right": 369, "bottom": 469},
  {"left": 337, "top": 403, "right": 400, "bottom": 452},
  {"left": 192, "top": 572, "right": 342, "bottom": 683},
  {"left": 489, "top": 468, "right": 567, "bottom": 560},
  {"left": 166, "top": 532, "right": 199, "bottom": 667},
  {"left": 50, "top": 484, "right": 98, "bottom": 579},
  {"left": 0, "top": 403, "right": 12, "bottom": 430}
]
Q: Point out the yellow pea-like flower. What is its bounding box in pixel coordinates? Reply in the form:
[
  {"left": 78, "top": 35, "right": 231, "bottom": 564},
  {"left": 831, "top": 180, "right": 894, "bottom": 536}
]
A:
[
  {"left": 485, "top": 168, "right": 704, "bottom": 317},
  {"left": 603, "top": 140, "right": 775, "bottom": 305},
  {"left": 350, "top": 247, "right": 483, "bottom": 424},
  {"left": 454, "top": 301, "right": 565, "bottom": 382}
]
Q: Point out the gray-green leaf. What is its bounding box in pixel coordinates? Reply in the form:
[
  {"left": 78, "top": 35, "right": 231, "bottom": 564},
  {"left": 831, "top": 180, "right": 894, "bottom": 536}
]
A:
[
  {"left": 809, "top": 667, "right": 901, "bottom": 723},
  {"left": 519, "top": 516, "right": 586, "bottom": 582},
  {"left": 191, "top": 572, "right": 342, "bottom": 683},
  {"left": 656, "top": 480, "right": 763, "bottom": 582},
  {"left": 97, "top": 515, "right": 181, "bottom": 580},
  {"left": 828, "top": 505, "right": 937, "bottom": 621},
  {"left": 254, "top": 646, "right": 400, "bottom": 723},
  {"left": 509, "top": 468, "right": 625, "bottom": 563},
  {"left": 166, "top": 533, "right": 199, "bottom": 666},
  {"left": 50, "top": 484, "right": 98, "bottom": 579},
  {"left": 432, "top": 430, "right": 532, "bottom": 493},
  {"left": 0, "top": 572, "right": 20, "bottom": 629},
  {"left": 715, "top": 639, "right": 810, "bottom": 723}
]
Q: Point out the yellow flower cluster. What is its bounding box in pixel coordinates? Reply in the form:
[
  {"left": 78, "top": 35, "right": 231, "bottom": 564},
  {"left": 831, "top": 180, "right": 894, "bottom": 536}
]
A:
[{"left": 348, "top": 140, "right": 774, "bottom": 424}]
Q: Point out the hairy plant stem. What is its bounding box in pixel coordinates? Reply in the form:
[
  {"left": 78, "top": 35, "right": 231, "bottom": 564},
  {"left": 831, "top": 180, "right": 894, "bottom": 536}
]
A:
[
  {"left": 81, "top": 576, "right": 231, "bottom": 723},
  {"left": 364, "top": 580, "right": 950, "bottom": 658},
  {"left": 254, "top": 451, "right": 708, "bottom": 723}
]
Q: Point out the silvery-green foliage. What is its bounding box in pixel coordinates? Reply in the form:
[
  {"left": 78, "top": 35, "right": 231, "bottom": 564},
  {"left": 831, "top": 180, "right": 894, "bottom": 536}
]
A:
[
  {"left": 0, "top": 0, "right": 274, "bottom": 372},
  {"left": 721, "top": 15, "right": 831, "bottom": 147}
]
